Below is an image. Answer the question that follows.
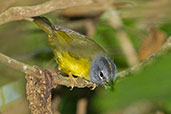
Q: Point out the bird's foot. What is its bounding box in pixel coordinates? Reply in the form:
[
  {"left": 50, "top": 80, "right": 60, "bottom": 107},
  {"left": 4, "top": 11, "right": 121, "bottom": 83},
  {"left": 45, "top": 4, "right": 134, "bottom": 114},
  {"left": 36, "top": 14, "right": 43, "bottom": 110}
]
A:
[
  {"left": 90, "top": 83, "right": 97, "bottom": 90},
  {"left": 68, "top": 73, "right": 77, "bottom": 90}
]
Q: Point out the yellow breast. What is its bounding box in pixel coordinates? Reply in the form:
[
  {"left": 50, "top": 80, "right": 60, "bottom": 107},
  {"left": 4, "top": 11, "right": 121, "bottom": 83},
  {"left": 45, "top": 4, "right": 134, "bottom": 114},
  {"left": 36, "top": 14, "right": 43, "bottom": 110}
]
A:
[{"left": 54, "top": 51, "right": 91, "bottom": 80}]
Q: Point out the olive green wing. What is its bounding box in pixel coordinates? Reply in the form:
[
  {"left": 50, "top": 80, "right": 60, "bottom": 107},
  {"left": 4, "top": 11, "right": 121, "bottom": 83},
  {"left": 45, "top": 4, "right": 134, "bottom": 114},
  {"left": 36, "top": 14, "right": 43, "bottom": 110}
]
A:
[
  {"left": 51, "top": 26, "right": 106, "bottom": 61},
  {"left": 68, "top": 36, "right": 106, "bottom": 61},
  {"left": 32, "top": 16, "right": 106, "bottom": 61}
]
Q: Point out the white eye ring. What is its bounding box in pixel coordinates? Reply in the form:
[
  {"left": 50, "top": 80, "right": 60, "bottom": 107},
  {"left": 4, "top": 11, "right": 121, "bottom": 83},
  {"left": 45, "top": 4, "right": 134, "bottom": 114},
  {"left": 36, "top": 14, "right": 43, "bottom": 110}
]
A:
[{"left": 99, "top": 71, "right": 104, "bottom": 80}]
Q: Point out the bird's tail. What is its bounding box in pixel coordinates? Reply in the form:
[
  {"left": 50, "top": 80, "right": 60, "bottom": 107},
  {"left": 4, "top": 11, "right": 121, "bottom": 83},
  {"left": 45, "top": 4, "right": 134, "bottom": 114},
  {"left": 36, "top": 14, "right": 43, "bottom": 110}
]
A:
[{"left": 32, "top": 16, "right": 53, "bottom": 35}]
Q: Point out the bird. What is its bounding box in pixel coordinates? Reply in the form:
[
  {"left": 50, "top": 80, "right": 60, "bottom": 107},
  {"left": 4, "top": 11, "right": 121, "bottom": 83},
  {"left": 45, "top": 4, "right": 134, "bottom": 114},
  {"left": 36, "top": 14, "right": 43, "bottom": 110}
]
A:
[{"left": 32, "top": 16, "right": 117, "bottom": 89}]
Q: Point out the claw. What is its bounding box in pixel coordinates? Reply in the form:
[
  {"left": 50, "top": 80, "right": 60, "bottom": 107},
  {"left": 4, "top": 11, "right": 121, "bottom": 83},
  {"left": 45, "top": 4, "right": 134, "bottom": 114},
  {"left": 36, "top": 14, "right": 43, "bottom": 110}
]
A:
[
  {"left": 68, "top": 73, "right": 77, "bottom": 90},
  {"left": 90, "top": 83, "right": 97, "bottom": 90}
]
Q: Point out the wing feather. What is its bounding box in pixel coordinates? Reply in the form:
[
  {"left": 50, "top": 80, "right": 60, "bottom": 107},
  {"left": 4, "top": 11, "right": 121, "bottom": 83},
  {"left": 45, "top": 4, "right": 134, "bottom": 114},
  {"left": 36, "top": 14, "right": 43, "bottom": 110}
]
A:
[{"left": 50, "top": 26, "right": 106, "bottom": 61}]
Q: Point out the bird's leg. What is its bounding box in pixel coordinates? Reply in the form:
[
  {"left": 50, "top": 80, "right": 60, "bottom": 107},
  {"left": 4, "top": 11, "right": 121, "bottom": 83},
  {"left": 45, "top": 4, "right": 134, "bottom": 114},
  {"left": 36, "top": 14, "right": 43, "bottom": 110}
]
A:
[{"left": 68, "top": 72, "right": 77, "bottom": 90}]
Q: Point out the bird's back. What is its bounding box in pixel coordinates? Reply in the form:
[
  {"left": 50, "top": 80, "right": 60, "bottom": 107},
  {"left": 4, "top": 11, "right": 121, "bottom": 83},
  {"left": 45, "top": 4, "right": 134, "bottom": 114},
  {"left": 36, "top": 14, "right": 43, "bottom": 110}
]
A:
[{"left": 33, "top": 16, "right": 106, "bottom": 79}]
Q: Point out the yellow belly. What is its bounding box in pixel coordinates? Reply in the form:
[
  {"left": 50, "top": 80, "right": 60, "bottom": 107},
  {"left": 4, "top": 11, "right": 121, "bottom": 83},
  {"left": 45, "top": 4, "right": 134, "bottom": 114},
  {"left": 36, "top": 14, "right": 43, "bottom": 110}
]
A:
[{"left": 54, "top": 51, "right": 90, "bottom": 80}]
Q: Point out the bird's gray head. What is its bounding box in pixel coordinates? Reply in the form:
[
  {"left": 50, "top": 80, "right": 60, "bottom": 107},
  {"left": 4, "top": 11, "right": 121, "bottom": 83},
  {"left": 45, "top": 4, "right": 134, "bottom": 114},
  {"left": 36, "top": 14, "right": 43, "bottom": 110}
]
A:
[{"left": 90, "top": 56, "right": 117, "bottom": 86}]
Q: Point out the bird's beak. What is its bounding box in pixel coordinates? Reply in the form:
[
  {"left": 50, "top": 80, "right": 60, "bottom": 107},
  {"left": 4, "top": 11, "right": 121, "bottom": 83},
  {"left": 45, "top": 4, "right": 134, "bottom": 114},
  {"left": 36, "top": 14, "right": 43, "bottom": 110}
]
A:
[{"left": 103, "top": 79, "right": 115, "bottom": 90}]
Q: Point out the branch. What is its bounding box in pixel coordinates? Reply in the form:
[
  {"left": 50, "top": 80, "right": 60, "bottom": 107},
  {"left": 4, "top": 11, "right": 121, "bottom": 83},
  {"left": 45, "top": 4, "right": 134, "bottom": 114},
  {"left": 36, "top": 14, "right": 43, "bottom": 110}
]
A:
[
  {"left": 0, "top": 53, "right": 94, "bottom": 88},
  {"left": 0, "top": 37, "right": 170, "bottom": 88},
  {"left": 117, "top": 37, "right": 171, "bottom": 80},
  {"left": 106, "top": 7, "right": 139, "bottom": 66},
  {"left": 0, "top": 53, "right": 38, "bottom": 75},
  {"left": 0, "top": 0, "right": 93, "bottom": 25}
]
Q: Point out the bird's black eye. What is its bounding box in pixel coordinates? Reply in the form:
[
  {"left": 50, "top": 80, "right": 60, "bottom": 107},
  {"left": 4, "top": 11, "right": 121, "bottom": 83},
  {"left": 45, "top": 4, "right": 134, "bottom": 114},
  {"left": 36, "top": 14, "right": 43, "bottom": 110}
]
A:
[{"left": 99, "top": 71, "right": 104, "bottom": 79}]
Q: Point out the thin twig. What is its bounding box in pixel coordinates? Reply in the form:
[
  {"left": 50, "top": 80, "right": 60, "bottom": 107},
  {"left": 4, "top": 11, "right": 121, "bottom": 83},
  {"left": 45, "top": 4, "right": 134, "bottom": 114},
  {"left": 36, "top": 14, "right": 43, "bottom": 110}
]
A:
[
  {"left": 0, "top": 0, "right": 93, "bottom": 25},
  {"left": 117, "top": 37, "right": 171, "bottom": 80},
  {"left": 0, "top": 53, "right": 38, "bottom": 75},
  {"left": 0, "top": 37, "right": 170, "bottom": 88},
  {"left": 106, "top": 7, "right": 139, "bottom": 66}
]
